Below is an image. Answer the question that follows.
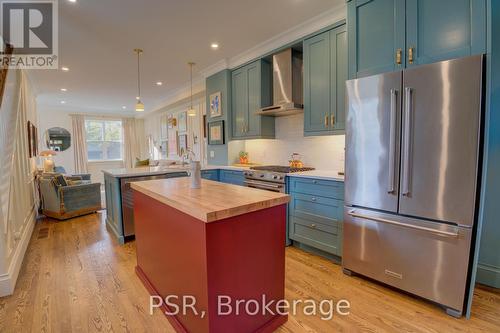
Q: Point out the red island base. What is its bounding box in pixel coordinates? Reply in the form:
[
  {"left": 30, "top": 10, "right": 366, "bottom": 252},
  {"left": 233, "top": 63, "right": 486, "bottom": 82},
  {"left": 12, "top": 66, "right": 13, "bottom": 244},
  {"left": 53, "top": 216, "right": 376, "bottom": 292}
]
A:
[{"left": 133, "top": 190, "right": 288, "bottom": 333}]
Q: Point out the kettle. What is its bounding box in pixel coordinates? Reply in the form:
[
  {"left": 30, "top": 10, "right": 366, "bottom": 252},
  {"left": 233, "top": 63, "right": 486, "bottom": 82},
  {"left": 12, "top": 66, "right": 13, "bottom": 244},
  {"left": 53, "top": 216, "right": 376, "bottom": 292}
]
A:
[{"left": 289, "top": 153, "right": 303, "bottom": 168}]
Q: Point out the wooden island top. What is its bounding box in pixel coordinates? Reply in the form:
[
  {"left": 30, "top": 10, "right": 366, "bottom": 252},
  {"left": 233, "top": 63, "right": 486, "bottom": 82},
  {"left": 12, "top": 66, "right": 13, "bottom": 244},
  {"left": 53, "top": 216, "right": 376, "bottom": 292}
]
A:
[{"left": 131, "top": 177, "right": 290, "bottom": 222}]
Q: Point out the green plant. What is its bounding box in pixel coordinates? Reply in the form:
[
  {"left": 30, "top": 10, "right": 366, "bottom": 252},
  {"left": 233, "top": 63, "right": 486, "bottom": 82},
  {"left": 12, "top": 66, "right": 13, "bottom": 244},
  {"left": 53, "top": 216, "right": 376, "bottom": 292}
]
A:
[{"left": 239, "top": 151, "right": 248, "bottom": 158}]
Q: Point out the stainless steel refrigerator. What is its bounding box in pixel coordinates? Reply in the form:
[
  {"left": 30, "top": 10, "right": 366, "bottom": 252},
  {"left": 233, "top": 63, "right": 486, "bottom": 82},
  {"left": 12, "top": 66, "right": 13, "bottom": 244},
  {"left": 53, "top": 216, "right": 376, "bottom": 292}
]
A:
[{"left": 343, "top": 55, "right": 484, "bottom": 317}]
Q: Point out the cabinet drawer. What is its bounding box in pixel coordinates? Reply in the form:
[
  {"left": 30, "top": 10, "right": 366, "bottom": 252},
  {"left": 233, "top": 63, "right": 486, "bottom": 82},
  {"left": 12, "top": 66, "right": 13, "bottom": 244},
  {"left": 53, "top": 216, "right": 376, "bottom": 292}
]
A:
[
  {"left": 289, "top": 177, "right": 344, "bottom": 199},
  {"left": 289, "top": 192, "right": 343, "bottom": 226},
  {"left": 220, "top": 170, "right": 245, "bottom": 186},
  {"left": 289, "top": 216, "right": 340, "bottom": 255},
  {"left": 201, "top": 170, "right": 219, "bottom": 181}
]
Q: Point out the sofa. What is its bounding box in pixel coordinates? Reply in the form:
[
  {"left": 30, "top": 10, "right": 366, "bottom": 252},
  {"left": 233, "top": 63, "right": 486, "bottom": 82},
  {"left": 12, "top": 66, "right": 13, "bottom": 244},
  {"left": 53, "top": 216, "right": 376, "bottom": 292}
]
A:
[{"left": 39, "top": 174, "right": 102, "bottom": 220}]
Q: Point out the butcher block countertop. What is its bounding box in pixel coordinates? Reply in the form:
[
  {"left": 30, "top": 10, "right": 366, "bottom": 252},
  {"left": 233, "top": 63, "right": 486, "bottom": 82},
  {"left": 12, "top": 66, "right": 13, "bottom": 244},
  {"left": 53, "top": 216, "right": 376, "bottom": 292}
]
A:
[{"left": 131, "top": 177, "right": 290, "bottom": 223}]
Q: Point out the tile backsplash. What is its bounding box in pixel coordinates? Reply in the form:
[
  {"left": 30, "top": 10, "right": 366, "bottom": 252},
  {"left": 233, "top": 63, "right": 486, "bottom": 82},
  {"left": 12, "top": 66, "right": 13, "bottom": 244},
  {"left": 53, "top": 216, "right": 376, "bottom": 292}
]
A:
[{"left": 229, "top": 114, "right": 345, "bottom": 171}]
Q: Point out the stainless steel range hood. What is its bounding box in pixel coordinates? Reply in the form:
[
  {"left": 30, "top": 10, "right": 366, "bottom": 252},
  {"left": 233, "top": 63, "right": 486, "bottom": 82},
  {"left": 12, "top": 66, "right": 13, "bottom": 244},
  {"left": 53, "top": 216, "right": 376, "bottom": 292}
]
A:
[{"left": 257, "top": 48, "right": 303, "bottom": 117}]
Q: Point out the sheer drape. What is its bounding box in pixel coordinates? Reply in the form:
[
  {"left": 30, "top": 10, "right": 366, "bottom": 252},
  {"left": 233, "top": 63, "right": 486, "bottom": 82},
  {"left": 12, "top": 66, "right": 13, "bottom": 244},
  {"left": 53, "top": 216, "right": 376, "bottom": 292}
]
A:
[
  {"left": 71, "top": 115, "right": 88, "bottom": 173},
  {"left": 123, "top": 118, "right": 144, "bottom": 169}
]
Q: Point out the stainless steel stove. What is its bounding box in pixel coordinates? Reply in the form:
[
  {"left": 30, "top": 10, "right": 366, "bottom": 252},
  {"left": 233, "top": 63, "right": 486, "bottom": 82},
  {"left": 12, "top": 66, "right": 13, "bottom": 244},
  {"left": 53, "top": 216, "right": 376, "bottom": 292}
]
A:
[{"left": 243, "top": 165, "right": 315, "bottom": 192}]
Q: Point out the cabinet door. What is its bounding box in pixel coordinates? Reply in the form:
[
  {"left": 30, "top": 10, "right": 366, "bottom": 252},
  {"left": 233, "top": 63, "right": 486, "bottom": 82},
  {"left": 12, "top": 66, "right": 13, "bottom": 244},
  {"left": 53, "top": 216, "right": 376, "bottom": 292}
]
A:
[
  {"left": 231, "top": 68, "right": 248, "bottom": 138},
  {"left": 347, "top": 0, "right": 406, "bottom": 78},
  {"left": 246, "top": 61, "right": 260, "bottom": 137},
  {"left": 405, "top": 0, "right": 486, "bottom": 67},
  {"left": 304, "top": 31, "right": 331, "bottom": 133},
  {"left": 330, "top": 25, "right": 348, "bottom": 132}
]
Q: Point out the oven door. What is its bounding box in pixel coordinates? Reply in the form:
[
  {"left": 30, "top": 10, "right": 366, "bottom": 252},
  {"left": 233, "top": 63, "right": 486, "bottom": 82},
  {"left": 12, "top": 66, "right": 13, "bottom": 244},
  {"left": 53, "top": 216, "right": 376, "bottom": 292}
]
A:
[{"left": 244, "top": 179, "right": 285, "bottom": 193}]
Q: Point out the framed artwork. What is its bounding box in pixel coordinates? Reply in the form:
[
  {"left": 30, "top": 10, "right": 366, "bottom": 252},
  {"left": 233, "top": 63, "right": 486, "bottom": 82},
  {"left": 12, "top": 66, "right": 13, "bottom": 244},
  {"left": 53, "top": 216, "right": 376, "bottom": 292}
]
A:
[
  {"left": 209, "top": 92, "right": 222, "bottom": 118},
  {"left": 178, "top": 111, "right": 187, "bottom": 132},
  {"left": 27, "top": 121, "right": 38, "bottom": 158},
  {"left": 178, "top": 134, "right": 188, "bottom": 155},
  {"left": 168, "top": 114, "right": 176, "bottom": 129},
  {"left": 208, "top": 120, "right": 224, "bottom": 145},
  {"left": 203, "top": 115, "right": 207, "bottom": 138}
]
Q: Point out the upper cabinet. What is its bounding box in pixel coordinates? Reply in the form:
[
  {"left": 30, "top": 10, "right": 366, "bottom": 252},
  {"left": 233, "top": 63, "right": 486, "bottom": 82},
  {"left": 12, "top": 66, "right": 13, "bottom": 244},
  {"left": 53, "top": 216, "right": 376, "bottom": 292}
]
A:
[
  {"left": 347, "top": 0, "right": 486, "bottom": 79},
  {"left": 304, "top": 24, "right": 347, "bottom": 136},
  {"left": 231, "top": 60, "right": 274, "bottom": 140}
]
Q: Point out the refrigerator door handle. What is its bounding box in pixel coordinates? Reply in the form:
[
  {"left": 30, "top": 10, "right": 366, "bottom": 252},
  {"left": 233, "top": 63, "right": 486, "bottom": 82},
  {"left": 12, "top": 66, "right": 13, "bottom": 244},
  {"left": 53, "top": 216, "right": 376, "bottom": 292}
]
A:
[
  {"left": 347, "top": 210, "right": 459, "bottom": 238},
  {"left": 402, "top": 87, "right": 413, "bottom": 196},
  {"left": 388, "top": 89, "right": 398, "bottom": 193}
]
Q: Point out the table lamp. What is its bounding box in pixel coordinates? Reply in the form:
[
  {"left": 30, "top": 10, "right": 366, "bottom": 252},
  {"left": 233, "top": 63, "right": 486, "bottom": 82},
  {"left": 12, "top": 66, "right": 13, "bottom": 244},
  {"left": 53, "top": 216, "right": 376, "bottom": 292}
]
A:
[{"left": 39, "top": 150, "right": 57, "bottom": 172}]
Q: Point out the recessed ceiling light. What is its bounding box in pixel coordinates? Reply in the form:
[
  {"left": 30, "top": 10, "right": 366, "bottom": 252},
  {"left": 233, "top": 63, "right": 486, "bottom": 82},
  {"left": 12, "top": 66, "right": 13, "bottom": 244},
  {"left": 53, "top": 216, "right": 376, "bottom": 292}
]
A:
[
  {"left": 61, "top": 66, "right": 69, "bottom": 72},
  {"left": 211, "top": 43, "right": 219, "bottom": 49},
  {"left": 68, "top": 0, "right": 77, "bottom": 2},
  {"left": 122, "top": 106, "right": 127, "bottom": 109},
  {"left": 156, "top": 81, "right": 163, "bottom": 86},
  {"left": 60, "top": 101, "right": 66, "bottom": 104},
  {"left": 60, "top": 88, "right": 67, "bottom": 92}
]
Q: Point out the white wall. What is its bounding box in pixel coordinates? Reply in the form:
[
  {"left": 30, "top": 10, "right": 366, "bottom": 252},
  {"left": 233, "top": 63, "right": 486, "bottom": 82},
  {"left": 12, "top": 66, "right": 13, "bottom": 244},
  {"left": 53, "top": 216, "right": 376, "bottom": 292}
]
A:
[
  {"left": 0, "top": 70, "right": 38, "bottom": 296},
  {"left": 142, "top": 93, "right": 206, "bottom": 164},
  {"left": 232, "top": 114, "right": 345, "bottom": 172}
]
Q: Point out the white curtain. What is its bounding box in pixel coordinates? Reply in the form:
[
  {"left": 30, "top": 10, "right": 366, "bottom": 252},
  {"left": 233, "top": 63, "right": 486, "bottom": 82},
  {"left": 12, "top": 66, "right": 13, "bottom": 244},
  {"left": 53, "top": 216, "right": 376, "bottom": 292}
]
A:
[
  {"left": 71, "top": 115, "right": 88, "bottom": 174},
  {"left": 123, "top": 118, "right": 144, "bottom": 169}
]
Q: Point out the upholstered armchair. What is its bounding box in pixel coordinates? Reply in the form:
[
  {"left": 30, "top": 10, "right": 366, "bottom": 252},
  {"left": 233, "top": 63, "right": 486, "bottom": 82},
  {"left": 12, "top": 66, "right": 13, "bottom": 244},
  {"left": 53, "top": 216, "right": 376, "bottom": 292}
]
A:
[{"left": 39, "top": 174, "right": 101, "bottom": 220}]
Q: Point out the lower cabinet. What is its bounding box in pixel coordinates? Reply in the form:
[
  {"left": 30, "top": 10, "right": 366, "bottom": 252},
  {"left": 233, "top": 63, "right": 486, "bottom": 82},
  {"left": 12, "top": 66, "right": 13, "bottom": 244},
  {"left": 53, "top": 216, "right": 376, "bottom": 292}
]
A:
[
  {"left": 201, "top": 169, "right": 219, "bottom": 181},
  {"left": 219, "top": 170, "right": 245, "bottom": 186},
  {"left": 287, "top": 176, "right": 344, "bottom": 257}
]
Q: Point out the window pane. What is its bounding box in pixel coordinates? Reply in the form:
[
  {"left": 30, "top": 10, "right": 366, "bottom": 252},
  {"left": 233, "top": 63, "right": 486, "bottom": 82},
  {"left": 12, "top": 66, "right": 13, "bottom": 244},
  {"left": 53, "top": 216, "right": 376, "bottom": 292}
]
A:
[
  {"left": 105, "top": 121, "right": 122, "bottom": 141},
  {"left": 87, "top": 142, "right": 103, "bottom": 160},
  {"left": 106, "top": 141, "right": 122, "bottom": 160},
  {"left": 85, "top": 121, "right": 103, "bottom": 141}
]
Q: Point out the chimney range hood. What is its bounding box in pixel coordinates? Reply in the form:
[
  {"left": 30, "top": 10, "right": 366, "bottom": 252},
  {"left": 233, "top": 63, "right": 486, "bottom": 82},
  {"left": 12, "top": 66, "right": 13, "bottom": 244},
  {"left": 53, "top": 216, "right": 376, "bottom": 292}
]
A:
[{"left": 257, "top": 48, "right": 304, "bottom": 117}]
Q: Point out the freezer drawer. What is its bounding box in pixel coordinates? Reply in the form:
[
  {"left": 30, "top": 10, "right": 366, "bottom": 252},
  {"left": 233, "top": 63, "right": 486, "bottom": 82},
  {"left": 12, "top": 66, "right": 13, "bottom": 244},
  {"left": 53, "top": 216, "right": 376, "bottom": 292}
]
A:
[{"left": 343, "top": 207, "right": 472, "bottom": 313}]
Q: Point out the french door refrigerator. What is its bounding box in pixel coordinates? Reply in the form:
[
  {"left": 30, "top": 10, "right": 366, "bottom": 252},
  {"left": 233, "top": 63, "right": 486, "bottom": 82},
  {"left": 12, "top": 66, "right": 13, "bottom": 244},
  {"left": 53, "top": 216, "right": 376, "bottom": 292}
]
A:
[{"left": 343, "top": 55, "right": 484, "bottom": 317}]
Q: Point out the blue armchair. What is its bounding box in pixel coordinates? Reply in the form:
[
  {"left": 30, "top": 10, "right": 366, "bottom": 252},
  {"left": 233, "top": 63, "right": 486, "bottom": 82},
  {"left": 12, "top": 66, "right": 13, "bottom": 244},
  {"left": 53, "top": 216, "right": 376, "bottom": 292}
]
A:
[{"left": 40, "top": 174, "right": 102, "bottom": 220}]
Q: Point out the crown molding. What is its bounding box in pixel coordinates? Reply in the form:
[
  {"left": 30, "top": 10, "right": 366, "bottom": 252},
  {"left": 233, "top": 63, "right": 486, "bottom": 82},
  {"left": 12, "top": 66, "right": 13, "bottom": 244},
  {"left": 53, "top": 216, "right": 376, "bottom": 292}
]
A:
[
  {"left": 228, "top": 4, "right": 346, "bottom": 69},
  {"left": 147, "top": 3, "right": 346, "bottom": 115}
]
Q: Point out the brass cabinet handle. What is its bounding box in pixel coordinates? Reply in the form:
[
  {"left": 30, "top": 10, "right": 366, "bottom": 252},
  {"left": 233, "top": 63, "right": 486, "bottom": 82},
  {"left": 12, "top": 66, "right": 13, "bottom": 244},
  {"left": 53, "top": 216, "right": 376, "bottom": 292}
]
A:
[
  {"left": 408, "top": 47, "right": 415, "bottom": 64},
  {"left": 324, "top": 115, "right": 329, "bottom": 128},
  {"left": 331, "top": 114, "right": 335, "bottom": 127},
  {"left": 396, "top": 48, "right": 402, "bottom": 65},
  {"left": 311, "top": 197, "right": 316, "bottom": 201},
  {"left": 310, "top": 224, "right": 317, "bottom": 229}
]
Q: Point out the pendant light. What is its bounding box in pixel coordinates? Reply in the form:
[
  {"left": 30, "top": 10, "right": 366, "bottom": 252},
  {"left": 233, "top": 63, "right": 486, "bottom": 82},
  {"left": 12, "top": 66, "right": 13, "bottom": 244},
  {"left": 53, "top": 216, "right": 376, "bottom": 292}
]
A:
[
  {"left": 187, "top": 62, "right": 196, "bottom": 117},
  {"left": 134, "top": 48, "right": 145, "bottom": 112}
]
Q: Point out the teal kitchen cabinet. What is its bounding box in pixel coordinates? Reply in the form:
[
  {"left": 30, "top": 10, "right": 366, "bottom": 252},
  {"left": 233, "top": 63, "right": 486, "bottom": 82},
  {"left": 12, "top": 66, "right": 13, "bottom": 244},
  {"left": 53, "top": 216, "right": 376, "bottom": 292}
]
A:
[
  {"left": 201, "top": 169, "right": 219, "bottom": 181},
  {"left": 219, "top": 169, "right": 245, "bottom": 186},
  {"left": 231, "top": 60, "right": 274, "bottom": 139},
  {"left": 347, "top": 0, "right": 406, "bottom": 79},
  {"left": 288, "top": 177, "right": 344, "bottom": 257},
  {"left": 405, "top": 0, "right": 486, "bottom": 68},
  {"left": 347, "top": 0, "right": 486, "bottom": 78},
  {"left": 304, "top": 24, "right": 348, "bottom": 135}
]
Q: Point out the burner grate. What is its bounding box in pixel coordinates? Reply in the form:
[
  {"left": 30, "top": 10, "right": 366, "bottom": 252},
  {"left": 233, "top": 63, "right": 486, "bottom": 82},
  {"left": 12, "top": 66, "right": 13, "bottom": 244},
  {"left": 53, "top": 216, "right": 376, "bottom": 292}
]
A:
[{"left": 250, "top": 165, "right": 315, "bottom": 173}]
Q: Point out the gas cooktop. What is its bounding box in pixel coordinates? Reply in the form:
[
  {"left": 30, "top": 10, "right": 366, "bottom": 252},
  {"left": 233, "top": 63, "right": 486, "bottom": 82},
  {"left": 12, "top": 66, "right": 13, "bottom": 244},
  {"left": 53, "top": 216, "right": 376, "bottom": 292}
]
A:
[{"left": 250, "top": 165, "right": 315, "bottom": 173}]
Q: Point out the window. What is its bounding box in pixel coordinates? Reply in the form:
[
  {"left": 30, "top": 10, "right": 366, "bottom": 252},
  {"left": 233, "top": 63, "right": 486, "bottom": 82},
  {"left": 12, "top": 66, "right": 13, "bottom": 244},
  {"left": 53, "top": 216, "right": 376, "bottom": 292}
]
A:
[{"left": 85, "top": 119, "right": 123, "bottom": 161}]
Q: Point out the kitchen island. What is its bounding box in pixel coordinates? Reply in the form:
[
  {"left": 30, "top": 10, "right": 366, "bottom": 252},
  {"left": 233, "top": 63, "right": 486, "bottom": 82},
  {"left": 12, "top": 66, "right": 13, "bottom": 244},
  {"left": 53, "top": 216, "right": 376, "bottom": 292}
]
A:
[{"left": 131, "top": 178, "right": 290, "bottom": 333}]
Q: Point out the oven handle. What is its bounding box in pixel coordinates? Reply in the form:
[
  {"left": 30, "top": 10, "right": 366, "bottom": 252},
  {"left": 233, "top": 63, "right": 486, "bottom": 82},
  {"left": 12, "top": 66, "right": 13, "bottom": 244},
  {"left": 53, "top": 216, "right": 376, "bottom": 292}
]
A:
[{"left": 244, "top": 180, "right": 283, "bottom": 189}]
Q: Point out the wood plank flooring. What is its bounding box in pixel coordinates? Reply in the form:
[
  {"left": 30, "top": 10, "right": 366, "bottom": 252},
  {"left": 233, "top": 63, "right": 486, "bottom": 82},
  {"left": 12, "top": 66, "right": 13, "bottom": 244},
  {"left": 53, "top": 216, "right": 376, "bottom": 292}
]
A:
[{"left": 1, "top": 212, "right": 499, "bottom": 332}]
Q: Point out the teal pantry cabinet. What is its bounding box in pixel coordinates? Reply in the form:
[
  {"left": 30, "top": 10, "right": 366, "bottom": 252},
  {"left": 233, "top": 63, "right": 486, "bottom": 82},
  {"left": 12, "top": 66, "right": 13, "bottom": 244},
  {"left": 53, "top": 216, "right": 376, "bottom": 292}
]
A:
[
  {"left": 231, "top": 59, "right": 274, "bottom": 139},
  {"left": 303, "top": 24, "right": 347, "bottom": 135},
  {"left": 347, "top": 0, "right": 486, "bottom": 79},
  {"left": 288, "top": 177, "right": 345, "bottom": 257}
]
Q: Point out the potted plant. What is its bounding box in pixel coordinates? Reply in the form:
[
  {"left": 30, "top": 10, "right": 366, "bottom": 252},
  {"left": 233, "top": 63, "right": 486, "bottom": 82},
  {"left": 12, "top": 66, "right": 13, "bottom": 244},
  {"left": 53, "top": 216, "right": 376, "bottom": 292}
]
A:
[{"left": 239, "top": 151, "right": 249, "bottom": 164}]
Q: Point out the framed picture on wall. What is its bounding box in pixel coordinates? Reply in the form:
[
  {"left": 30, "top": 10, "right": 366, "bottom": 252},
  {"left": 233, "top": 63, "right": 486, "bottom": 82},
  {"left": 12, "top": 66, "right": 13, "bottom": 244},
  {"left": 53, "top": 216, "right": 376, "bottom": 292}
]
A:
[
  {"left": 27, "top": 121, "right": 38, "bottom": 158},
  {"left": 208, "top": 120, "right": 224, "bottom": 145},
  {"left": 178, "top": 111, "right": 187, "bottom": 132},
  {"left": 209, "top": 92, "right": 222, "bottom": 118}
]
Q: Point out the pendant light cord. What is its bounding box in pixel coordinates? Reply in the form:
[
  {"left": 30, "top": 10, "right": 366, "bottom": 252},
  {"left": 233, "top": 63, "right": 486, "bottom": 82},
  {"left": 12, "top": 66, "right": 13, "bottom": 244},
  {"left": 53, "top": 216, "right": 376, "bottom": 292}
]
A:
[
  {"left": 137, "top": 50, "right": 141, "bottom": 99},
  {"left": 190, "top": 63, "right": 193, "bottom": 109}
]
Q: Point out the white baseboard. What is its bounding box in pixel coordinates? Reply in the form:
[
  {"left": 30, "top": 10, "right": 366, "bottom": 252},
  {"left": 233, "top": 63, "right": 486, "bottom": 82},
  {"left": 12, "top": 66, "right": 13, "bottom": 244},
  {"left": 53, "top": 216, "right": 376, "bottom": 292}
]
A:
[{"left": 0, "top": 206, "right": 36, "bottom": 297}]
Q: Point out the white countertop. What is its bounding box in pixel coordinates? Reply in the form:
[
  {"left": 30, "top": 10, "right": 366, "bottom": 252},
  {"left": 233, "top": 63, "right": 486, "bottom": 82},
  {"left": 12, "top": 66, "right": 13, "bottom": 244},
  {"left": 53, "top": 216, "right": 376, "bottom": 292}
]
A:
[
  {"left": 287, "top": 170, "right": 344, "bottom": 182},
  {"left": 102, "top": 165, "right": 343, "bottom": 181}
]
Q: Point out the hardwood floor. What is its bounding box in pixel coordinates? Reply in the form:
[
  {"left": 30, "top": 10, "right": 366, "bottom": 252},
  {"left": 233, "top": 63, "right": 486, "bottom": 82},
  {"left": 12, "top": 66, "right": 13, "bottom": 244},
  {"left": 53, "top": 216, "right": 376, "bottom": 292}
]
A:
[{"left": 1, "top": 212, "right": 499, "bottom": 333}]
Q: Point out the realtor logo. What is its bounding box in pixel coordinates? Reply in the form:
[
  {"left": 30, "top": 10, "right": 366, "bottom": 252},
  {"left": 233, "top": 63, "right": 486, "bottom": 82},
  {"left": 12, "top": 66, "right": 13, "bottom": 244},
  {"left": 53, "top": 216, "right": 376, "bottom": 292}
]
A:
[{"left": 0, "top": 0, "right": 58, "bottom": 69}]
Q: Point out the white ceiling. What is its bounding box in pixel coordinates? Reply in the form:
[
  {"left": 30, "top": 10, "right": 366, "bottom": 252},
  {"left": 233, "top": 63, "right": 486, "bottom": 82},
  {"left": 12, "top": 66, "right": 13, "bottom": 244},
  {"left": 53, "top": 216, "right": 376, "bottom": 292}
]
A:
[{"left": 32, "top": 0, "right": 344, "bottom": 115}]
